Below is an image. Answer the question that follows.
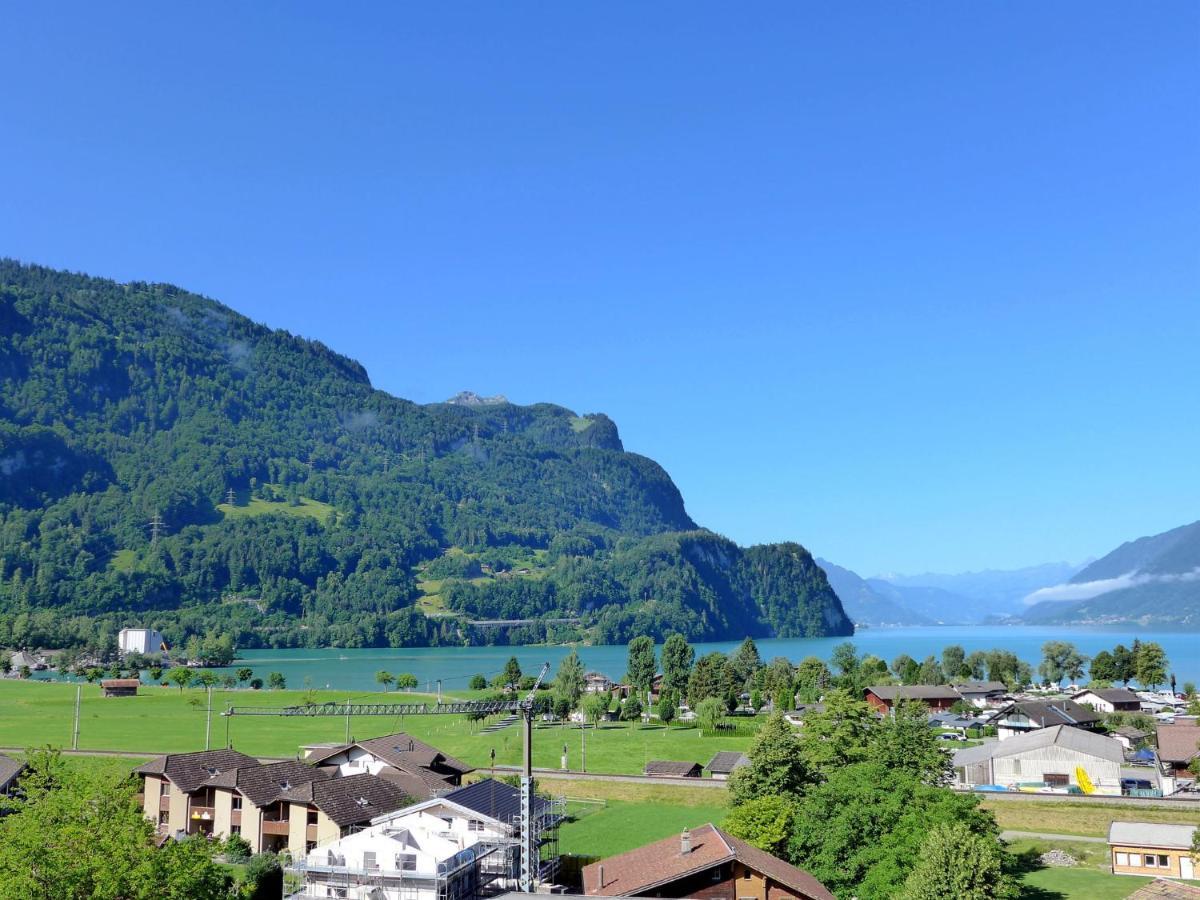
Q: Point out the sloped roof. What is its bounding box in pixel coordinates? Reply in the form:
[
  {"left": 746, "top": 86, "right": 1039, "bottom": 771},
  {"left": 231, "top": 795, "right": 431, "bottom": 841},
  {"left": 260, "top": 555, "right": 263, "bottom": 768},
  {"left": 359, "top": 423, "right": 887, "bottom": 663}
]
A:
[
  {"left": 988, "top": 700, "right": 1103, "bottom": 727},
  {"left": 705, "top": 752, "right": 749, "bottom": 774},
  {"left": 1155, "top": 724, "right": 1200, "bottom": 764},
  {"left": 308, "top": 772, "right": 411, "bottom": 827},
  {"left": 952, "top": 681, "right": 1008, "bottom": 694},
  {"left": 643, "top": 760, "right": 702, "bottom": 777},
  {"left": 1073, "top": 687, "right": 1141, "bottom": 704},
  {"left": 0, "top": 754, "right": 25, "bottom": 792},
  {"left": 134, "top": 749, "right": 258, "bottom": 793},
  {"left": 1127, "top": 879, "right": 1200, "bottom": 899},
  {"left": 208, "top": 759, "right": 330, "bottom": 807},
  {"left": 101, "top": 679, "right": 141, "bottom": 689},
  {"left": 306, "top": 732, "right": 472, "bottom": 775},
  {"left": 866, "top": 685, "right": 962, "bottom": 702},
  {"left": 1108, "top": 821, "right": 1197, "bottom": 850},
  {"left": 442, "top": 778, "right": 551, "bottom": 824},
  {"left": 582, "top": 823, "right": 833, "bottom": 899},
  {"left": 953, "top": 724, "right": 1124, "bottom": 767}
]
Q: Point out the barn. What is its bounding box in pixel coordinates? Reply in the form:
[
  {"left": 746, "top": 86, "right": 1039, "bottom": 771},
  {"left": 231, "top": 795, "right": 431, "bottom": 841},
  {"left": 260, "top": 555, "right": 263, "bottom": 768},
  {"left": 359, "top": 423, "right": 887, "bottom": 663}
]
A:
[{"left": 953, "top": 724, "right": 1125, "bottom": 794}]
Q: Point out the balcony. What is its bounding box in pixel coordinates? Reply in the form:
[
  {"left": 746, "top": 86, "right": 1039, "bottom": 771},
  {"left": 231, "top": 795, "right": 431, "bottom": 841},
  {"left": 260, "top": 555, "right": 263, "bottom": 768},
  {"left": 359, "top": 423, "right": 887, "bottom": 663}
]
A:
[{"left": 262, "top": 819, "right": 291, "bottom": 836}]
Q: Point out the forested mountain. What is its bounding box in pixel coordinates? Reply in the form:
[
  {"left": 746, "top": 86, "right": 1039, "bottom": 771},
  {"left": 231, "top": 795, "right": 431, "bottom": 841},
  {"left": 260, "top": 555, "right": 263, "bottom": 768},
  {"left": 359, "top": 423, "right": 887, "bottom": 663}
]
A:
[
  {"left": 1022, "top": 520, "right": 1200, "bottom": 628},
  {"left": 815, "top": 559, "right": 931, "bottom": 627},
  {"left": 0, "top": 260, "right": 852, "bottom": 653}
]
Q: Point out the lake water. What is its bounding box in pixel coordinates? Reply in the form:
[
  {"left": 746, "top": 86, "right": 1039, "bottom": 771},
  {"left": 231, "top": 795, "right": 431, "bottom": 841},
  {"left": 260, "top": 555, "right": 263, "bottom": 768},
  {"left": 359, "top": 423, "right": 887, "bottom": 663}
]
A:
[{"left": 215, "top": 626, "right": 1200, "bottom": 694}]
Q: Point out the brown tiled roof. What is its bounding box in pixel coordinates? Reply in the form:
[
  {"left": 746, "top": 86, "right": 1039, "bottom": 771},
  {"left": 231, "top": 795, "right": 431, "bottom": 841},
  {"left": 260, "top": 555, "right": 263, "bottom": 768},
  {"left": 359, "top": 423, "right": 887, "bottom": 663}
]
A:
[
  {"left": 0, "top": 754, "right": 25, "bottom": 792},
  {"left": 209, "top": 759, "right": 330, "bottom": 807},
  {"left": 1127, "top": 879, "right": 1200, "bottom": 899},
  {"left": 582, "top": 823, "right": 833, "bottom": 900},
  {"left": 357, "top": 733, "right": 473, "bottom": 775},
  {"left": 1156, "top": 724, "right": 1200, "bottom": 764},
  {"left": 866, "top": 685, "right": 962, "bottom": 702},
  {"left": 134, "top": 749, "right": 258, "bottom": 794},
  {"left": 643, "top": 760, "right": 702, "bottom": 777},
  {"left": 309, "top": 772, "right": 411, "bottom": 827},
  {"left": 375, "top": 765, "right": 453, "bottom": 799},
  {"left": 101, "top": 679, "right": 141, "bottom": 689}
]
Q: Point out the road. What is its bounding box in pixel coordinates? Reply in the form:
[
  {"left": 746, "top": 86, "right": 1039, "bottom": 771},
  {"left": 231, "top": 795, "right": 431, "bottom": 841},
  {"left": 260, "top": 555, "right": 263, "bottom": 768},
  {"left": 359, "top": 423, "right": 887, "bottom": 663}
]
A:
[{"left": 1000, "top": 830, "right": 1107, "bottom": 844}]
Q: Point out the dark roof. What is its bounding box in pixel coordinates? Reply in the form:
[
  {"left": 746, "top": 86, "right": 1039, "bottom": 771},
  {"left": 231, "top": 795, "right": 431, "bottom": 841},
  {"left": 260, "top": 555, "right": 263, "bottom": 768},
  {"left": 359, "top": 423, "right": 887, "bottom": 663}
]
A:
[
  {"left": 705, "top": 752, "right": 749, "bottom": 774},
  {"left": 866, "top": 685, "right": 962, "bottom": 702},
  {"left": 305, "top": 732, "right": 472, "bottom": 788},
  {"left": 0, "top": 754, "right": 25, "bottom": 792},
  {"left": 643, "top": 760, "right": 702, "bottom": 777},
  {"left": 442, "top": 778, "right": 551, "bottom": 824},
  {"left": 209, "top": 759, "right": 330, "bottom": 807},
  {"left": 100, "top": 679, "right": 141, "bottom": 689},
  {"left": 134, "top": 749, "right": 258, "bottom": 793},
  {"left": 308, "top": 772, "right": 410, "bottom": 827},
  {"left": 989, "top": 700, "right": 1103, "bottom": 728},
  {"left": 1074, "top": 687, "right": 1141, "bottom": 704},
  {"left": 1155, "top": 724, "right": 1200, "bottom": 764},
  {"left": 582, "top": 823, "right": 833, "bottom": 900},
  {"left": 952, "top": 681, "right": 1008, "bottom": 694}
]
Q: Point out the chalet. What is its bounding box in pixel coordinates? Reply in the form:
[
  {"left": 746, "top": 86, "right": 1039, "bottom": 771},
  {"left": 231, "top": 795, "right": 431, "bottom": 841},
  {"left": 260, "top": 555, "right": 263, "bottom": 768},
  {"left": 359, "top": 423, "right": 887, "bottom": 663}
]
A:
[
  {"left": 1154, "top": 723, "right": 1200, "bottom": 777},
  {"left": 8, "top": 650, "right": 45, "bottom": 671},
  {"left": 1072, "top": 687, "right": 1142, "bottom": 713},
  {"left": 585, "top": 672, "right": 614, "bottom": 694},
  {"left": 101, "top": 678, "right": 140, "bottom": 697},
  {"left": 952, "top": 724, "right": 1125, "bottom": 794},
  {"left": 951, "top": 680, "right": 1009, "bottom": 708},
  {"left": 302, "top": 732, "right": 473, "bottom": 799},
  {"left": 705, "top": 752, "right": 749, "bottom": 780},
  {"left": 864, "top": 685, "right": 962, "bottom": 714},
  {"left": 1108, "top": 822, "right": 1197, "bottom": 881},
  {"left": 987, "top": 700, "right": 1103, "bottom": 740},
  {"left": 644, "top": 760, "right": 703, "bottom": 778},
  {"left": 583, "top": 823, "right": 834, "bottom": 899}
]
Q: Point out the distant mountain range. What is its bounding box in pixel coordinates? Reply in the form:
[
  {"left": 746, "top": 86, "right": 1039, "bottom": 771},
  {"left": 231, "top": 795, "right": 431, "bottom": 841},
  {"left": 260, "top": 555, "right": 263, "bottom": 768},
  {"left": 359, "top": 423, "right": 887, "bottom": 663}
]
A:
[
  {"left": 819, "top": 559, "right": 1081, "bottom": 626},
  {"left": 1022, "top": 520, "right": 1200, "bottom": 628}
]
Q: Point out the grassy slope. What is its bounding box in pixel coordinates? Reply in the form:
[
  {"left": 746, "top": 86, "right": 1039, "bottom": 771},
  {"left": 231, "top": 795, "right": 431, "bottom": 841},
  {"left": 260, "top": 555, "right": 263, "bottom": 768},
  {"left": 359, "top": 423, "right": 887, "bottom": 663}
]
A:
[
  {"left": 983, "top": 798, "right": 1200, "bottom": 837},
  {"left": 0, "top": 680, "right": 754, "bottom": 772},
  {"left": 1007, "top": 838, "right": 1200, "bottom": 899}
]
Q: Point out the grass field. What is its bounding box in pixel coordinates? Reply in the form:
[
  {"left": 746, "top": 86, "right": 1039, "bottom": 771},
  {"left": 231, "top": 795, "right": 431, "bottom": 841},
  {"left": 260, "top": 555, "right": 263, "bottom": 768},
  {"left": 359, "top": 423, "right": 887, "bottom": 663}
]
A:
[
  {"left": 559, "top": 798, "right": 728, "bottom": 858},
  {"left": 1006, "top": 837, "right": 1200, "bottom": 899},
  {"left": 216, "top": 487, "right": 333, "bottom": 522},
  {"left": 0, "top": 680, "right": 754, "bottom": 773},
  {"left": 983, "top": 798, "right": 1200, "bottom": 837}
]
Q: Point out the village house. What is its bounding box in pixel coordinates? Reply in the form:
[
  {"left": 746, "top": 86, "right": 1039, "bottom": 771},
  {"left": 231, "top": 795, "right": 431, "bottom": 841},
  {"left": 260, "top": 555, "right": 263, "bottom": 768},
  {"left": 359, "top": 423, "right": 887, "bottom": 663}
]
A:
[
  {"left": 1108, "top": 822, "right": 1197, "bottom": 881},
  {"left": 863, "top": 685, "right": 962, "bottom": 715},
  {"left": 101, "top": 678, "right": 140, "bottom": 697},
  {"left": 8, "top": 650, "right": 45, "bottom": 671},
  {"left": 1154, "top": 722, "right": 1200, "bottom": 777},
  {"left": 987, "top": 699, "right": 1103, "bottom": 740},
  {"left": 1071, "top": 687, "right": 1142, "bottom": 713},
  {"left": 290, "top": 778, "right": 564, "bottom": 900},
  {"left": 583, "top": 823, "right": 834, "bottom": 900},
  {"left": 584, "top": 672, "right": 614, "bottom": 694},
  {"left": 301, "top": 732, "right": 474, "bottom": 799},
  {"left": 952, "top": 724, "right": 1125, "bottom": 794},
  {"left": 951, "top": 680, "right": 1009, "bottom": 708},
  {"left": 705, "top": 752, "right": 749, "bottom": 781},
  {"left": 644, "top": 760, "right": 703, "bottom": 778}
]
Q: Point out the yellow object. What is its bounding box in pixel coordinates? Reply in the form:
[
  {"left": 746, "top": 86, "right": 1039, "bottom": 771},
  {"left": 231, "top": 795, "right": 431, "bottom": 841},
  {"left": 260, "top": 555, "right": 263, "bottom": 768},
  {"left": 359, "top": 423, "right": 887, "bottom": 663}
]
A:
[{"left": 1075, "top": 766, "right": 1096, "bottom": 794}]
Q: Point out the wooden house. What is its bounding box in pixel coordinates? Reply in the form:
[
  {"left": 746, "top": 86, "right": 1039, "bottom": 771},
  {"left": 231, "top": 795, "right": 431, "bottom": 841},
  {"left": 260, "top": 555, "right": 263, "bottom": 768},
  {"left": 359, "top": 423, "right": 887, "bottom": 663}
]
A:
[
  {"left": 864, "top": 684, "right": 962, "bottom": 714},
  {"left": 1108, "top": 822, "right": 1197, "bottom": 881},
  {"left": 101, "top": 678, "right": 141, "bottom": 697},
  {"left": 644, "top": 760, "right": 703, "bottom": 778}
]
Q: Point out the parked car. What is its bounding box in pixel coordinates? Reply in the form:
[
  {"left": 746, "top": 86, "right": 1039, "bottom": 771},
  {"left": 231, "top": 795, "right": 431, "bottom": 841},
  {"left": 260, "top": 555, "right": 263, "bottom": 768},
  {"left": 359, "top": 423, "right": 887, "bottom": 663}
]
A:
[
  {"left": 1121, "top": 777, "right": 1153, "bottom": 794},
  {"left": 937, "top": 732, "right": 967, "bottom": 741}
]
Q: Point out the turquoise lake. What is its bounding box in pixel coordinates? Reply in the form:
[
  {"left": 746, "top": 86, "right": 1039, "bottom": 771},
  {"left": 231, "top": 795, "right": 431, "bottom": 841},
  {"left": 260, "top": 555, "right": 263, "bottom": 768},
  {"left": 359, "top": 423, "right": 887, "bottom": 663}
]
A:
[{"left": 219, "top": 626, "right": 1200, "bottom": 694}]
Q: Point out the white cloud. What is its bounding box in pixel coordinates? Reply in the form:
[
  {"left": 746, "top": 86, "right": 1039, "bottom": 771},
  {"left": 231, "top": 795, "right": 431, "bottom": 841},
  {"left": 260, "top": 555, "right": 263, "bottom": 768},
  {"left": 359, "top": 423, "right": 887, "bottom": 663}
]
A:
[{"left": 1024, "top": 567, "right": 1200, "bottom": 605}]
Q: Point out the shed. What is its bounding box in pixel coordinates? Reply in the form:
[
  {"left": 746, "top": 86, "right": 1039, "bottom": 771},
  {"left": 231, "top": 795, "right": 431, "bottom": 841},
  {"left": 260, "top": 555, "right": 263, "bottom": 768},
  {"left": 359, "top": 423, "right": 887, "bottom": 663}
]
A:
[
  {"left": 705, "top": 752, "right": 750, "bottom": 779},
  {"left": 644, "top": 760, "right": 703, "bottom": 778},
  {"left": 101, "top": 678, "right": 141, "bottom": 697},
  {"left": 1108, "top": 821, "right": 1197, "bottom": 881},
  {"left": 864, "top": 685, "right": 962, "bottom": 714},
  {"left": 953, "top": 724, "right": 1125, "bottom": 794}
]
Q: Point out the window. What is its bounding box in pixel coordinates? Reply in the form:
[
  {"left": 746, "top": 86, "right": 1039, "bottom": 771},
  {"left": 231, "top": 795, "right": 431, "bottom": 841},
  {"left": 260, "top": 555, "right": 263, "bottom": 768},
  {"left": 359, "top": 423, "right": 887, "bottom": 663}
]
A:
[
  {"left": 397, "top": 853, "right": 417, "bottom": 871},
  {"left": 161, "top": 781, "right": 171, "bottom": 796},
  {"left": 231, "top": 796, "right": 242, "bottom": 810},
  {"left": 363, "top": 851, "right": 378, "bottom": 871},
  {"left": 330, "top": 889, "right": 347, "bottom": 899},
  {"left": 1145, "top": 855, "right": 1157, "bottom": 867},
  {"left": 1044, "top": 773, "right": 1069, "bottom": 787},
  {"left": 1158, "top": 855, "right": 1169, "bottom": 868},
  {"left": 1115, "top": 853, "right": 1129, "bottom": 866},
  {"left": 307, "top": 808, "right": 319, "bottom": 826},
  {"left": 231, "top": 825, "right": 241, "bottom": 836},
  {"left": 468, "top": 819, "right": 483, "bottom": 832},
  {"left": 711, "top": 868, "right": 722, "bottom": 882}
]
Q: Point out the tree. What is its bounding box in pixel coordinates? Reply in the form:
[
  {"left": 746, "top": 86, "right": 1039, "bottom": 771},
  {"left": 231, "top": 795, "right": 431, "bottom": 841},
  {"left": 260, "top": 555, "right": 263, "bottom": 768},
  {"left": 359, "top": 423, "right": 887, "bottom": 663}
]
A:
[
  {"left": 788, "top": 762, "right": 999, "bottom": 900},
  {"left": 916, "top": 656, "right": 944, "bottom": 685},
  {"left": 469, "top": 674, "right": 487, "bottom": 691},
  {"left": 898, "top": 822, "right": 1008, "bottom": 900},
  {"left": 870, "top": 699, "right": 953, "bottom": 785},
  {"left": 267, "top": 671, "right": 286, "bottom": 690},
  {"left": 249, "top": 677, "right": 263, "bottom": 690},
  {"left": 554, "top": 650, "right": 585, "bottom": 715},
  {"left": 830, "top": 642, "right": 859, "bottom": 677},
  {"left": 620, "top": 694, "right": 643, "bottom": 722},
  {"left": 1135, "top": 642, "right": 1168, "bottom": 689},
  {"left": 688, "top": 652, "right": 732, "bottom": 707},
  {"left": 581, "top": 692, "right": 610, "bottom": 726},
  {"left": 167, "top": 666, "right": 193, "bottom": 692},
  {"left": 625, "top": 636, "right": 657, "bottom": 695},
  {"left": 223, "top": 833, "right": 251, "bottom": 864},
  {"left": 796, "top": 689, "right": 876, "bottom": 775},
  {"left": 794, "top": 656, "right": 831, "bottom": 703},
  {"left": 729, "top": 713, "right": 812, "bottom": 805},
  {"left": 195, "top": 671, "right": 219, "bottom": 690},
  {"left": 502, "top": 657, "right": 523, "bottom": 694},
  {"left": 964, "top": 651, "right": 988, "bottom": 679},
  {"left": 761, "top": 657, "right": 795, "bottom": 699},
  {"left": 941, "top": 645, "right": 966, "bottom": 680},
  {"left": 236, "top": 667, "right": 253, "bottom": 684},
  {"left": 892, "top": 653, "right": 918, "bottom": 684},
  {"left": 656, "top": 691, "right": 677, "bottom": 726},
  {"left": 149, "top": 665, "right": 163, "bottom": 682},
  {"left": 728, "top": 637, "right": 762, "bottom": 690},
  {"left": 396, "top": 673, "right": 418, "bottom": 690},
  {"left": 723, "top": 795, "right": 796, "bottom": 856},
  {"left": 155, "top": 836, "right": 238, "bottom": 900},
  {"left": 1039, "top": 641, "right": 1087, "bottom": 686},
  {"left": 241, "top": 852, "right": 283, "bottom": 900},
  {"left": 375, "top": 670, "right": 395, "bottom": 692},
  {"left": 1111, "top": 644, "right": 1136, "bottom": 685},
  {"left": 1089, "top": 650, "right": 1117, "bottom": 683},
  {"left": 696, "top": 697, "right": 724, "bottom": 736},
  {"left": 661, "top": 634, "right": 694, "bottom": 696}
]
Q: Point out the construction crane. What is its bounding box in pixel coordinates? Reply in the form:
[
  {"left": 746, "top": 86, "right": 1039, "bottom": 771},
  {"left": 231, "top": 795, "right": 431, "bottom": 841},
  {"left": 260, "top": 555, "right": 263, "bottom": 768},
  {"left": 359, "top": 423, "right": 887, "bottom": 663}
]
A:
[{"left": 223, "top": 661, "right": 552, "bottom": 892}]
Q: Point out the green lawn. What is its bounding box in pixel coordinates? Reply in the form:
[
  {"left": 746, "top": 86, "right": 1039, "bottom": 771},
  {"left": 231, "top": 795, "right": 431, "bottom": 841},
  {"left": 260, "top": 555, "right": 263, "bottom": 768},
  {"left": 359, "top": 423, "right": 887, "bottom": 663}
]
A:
[
  {"left": 1007, "top": 838, "right": 1200, "bottom": 899},
  {"left": 216, "top": 486, "right": 333, "bottom": 522},
  {"left": 0, "top": 680, "right": 754, "bottom": 773},
  {"left": 559, "top": 798, "right": 728, "bottom": 858}
]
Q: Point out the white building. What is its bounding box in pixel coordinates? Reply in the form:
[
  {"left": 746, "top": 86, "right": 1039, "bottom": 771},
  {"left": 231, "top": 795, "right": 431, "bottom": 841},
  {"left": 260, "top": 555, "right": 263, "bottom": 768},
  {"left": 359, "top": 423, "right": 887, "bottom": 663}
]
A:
[
  {"left": 953, "top": 724, "right": 1126, "bottom": 795},
  {"left": 289, "top": 779, "right": 562, "bottom": 900},
  {"left": 951, "top": 681, "right": 1009, "bottom": 708},
  {"left": 118, "top": 628, "right": 165, "bottom": 656}
]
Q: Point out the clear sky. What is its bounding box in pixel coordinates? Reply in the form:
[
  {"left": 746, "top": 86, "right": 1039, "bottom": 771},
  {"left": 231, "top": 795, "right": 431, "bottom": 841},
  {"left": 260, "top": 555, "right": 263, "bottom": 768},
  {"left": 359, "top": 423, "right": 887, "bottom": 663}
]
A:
[{"left": 3, "top": 4, "right": 1198, "bottom": 576}]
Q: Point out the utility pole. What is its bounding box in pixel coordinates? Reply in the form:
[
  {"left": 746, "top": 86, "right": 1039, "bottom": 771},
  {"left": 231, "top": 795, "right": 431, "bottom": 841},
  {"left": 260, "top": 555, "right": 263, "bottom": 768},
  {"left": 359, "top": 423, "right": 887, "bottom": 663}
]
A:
[
  {"left": 72, "top": 684, "right": 81, "bottom": 750},
  {"left": 436, "top": 679, "right": 442, "bottom": 703},
  {"left": 225, "top": 488, "right": 236, "bottom": 506},
  {"left": 345, "top": 699, "right": 352, "bottom": 742},
  {"left": 147, "top": 512, "right": 166, "bottom": 546},
  {"left": 205, "top": 686, "right": 213, "bottom": 750},
  {"left": 581, "top": 725, "right": 587, "bottom": 773}
]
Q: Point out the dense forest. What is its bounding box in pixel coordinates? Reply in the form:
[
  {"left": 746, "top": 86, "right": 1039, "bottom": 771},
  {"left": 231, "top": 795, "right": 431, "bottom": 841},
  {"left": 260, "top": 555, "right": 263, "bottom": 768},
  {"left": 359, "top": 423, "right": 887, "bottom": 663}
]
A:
[{"left": 0, "top": 260, "right": 852, "bottom": 655}]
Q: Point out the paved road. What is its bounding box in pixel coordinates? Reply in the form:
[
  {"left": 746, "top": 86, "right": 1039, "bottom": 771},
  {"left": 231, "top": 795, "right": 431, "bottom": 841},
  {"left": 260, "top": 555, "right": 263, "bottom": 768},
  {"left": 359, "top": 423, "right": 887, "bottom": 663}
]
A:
[{"left": 1000, "top": 830, "right": 1107, "bottom": 843}]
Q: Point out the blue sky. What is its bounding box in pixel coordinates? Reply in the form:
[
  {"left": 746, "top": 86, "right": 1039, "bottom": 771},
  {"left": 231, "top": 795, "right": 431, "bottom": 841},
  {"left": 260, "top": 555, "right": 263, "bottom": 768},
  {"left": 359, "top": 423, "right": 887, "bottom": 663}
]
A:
[{"left": 2, "top": 4, "right": 1198, "bottom": 575}]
